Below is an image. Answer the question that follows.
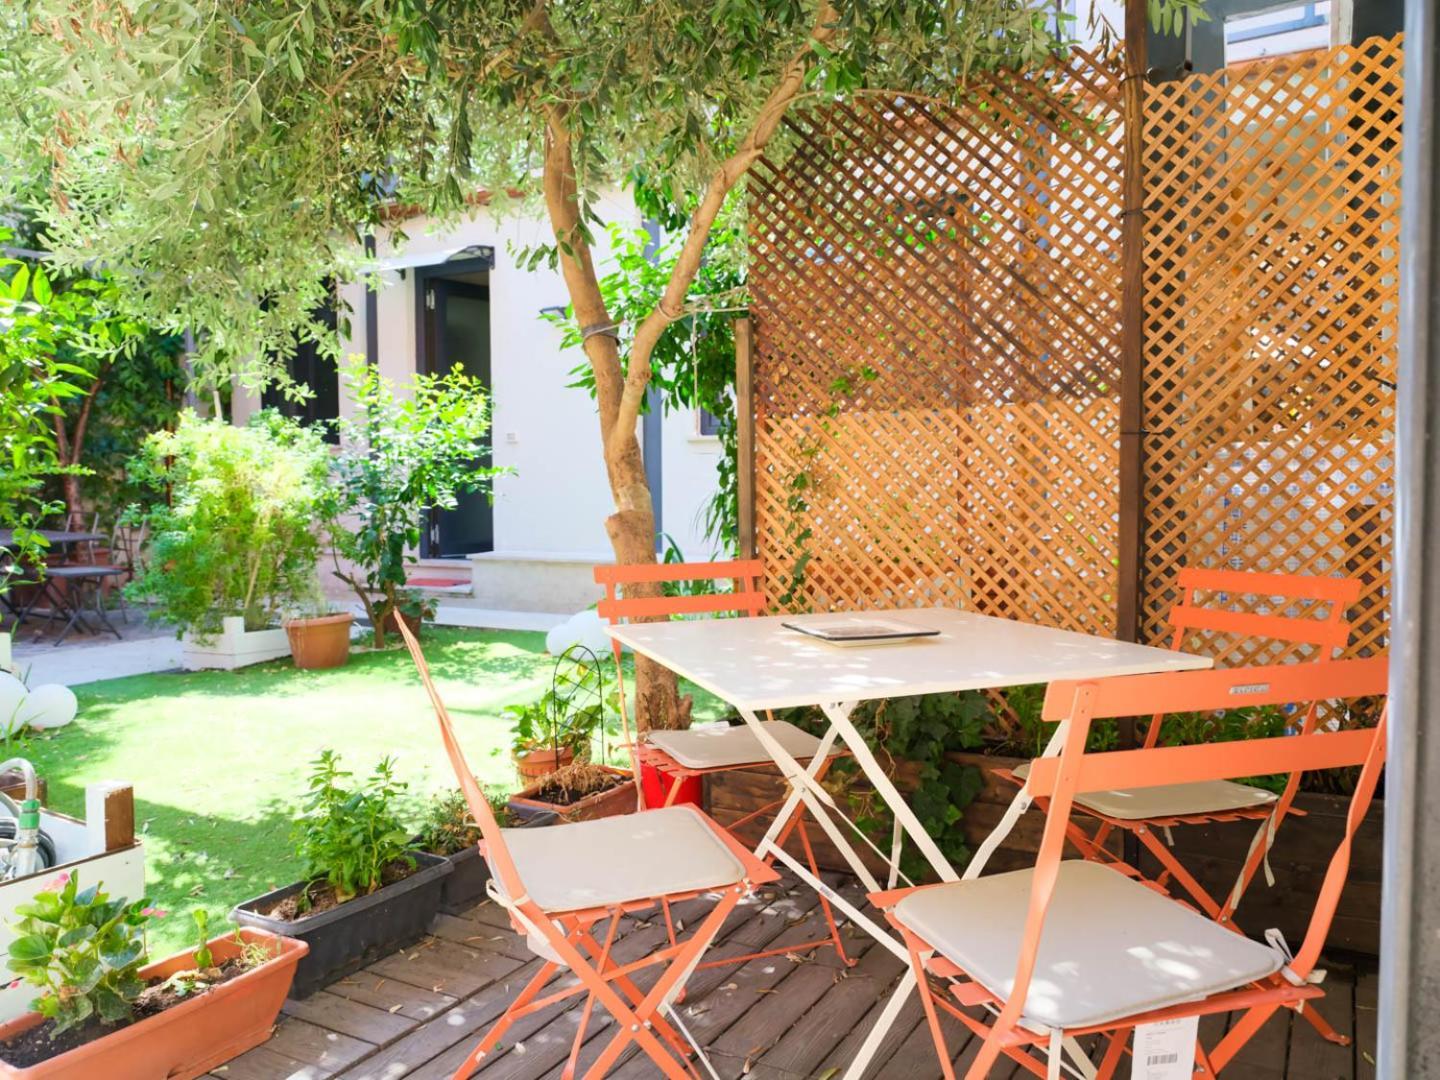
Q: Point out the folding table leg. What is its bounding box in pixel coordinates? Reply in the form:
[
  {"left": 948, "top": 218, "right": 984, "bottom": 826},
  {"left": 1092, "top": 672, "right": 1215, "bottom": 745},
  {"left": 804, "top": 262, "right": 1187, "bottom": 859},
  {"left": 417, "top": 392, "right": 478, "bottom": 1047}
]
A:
[
  {"left": 817, "top": 701, "right": 960, "bottom": 883},
  {"left": 841, "top": 968, "right": 918, "bottom": 1080}
]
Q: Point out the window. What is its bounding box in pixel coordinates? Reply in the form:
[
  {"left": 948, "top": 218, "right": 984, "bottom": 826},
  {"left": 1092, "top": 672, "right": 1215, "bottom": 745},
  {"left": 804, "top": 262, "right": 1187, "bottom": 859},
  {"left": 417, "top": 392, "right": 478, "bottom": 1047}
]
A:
[
  {"left": 697, "top": 407, "right": 723, "bottom": 438},
  {"left": 1223, "top": 1, "right": 1345, "bottom": 64},
  {"left": 261, "top": 300, "right": 340, "bottom": 442}
]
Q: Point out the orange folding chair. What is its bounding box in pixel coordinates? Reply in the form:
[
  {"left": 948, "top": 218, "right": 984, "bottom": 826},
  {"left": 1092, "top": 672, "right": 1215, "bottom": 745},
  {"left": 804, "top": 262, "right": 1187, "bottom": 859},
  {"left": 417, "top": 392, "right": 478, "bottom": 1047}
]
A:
[
  {"left": 594, "top": 559, "right": 852, "bottom": 967},
  {"left": 394, "top": 616, "right": 780, "bottom": 1079},
  {"left": 1000, "top": 570, "right": 1361, "bottom": 929},
  {"left": 870, "top": 655, "right": 1387, "bottom": 1079}
]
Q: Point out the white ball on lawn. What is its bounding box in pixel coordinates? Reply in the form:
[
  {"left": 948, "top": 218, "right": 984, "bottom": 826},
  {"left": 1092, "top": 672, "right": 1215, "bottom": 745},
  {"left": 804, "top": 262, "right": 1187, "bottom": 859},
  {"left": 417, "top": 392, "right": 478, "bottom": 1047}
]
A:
[
  {"left": 570, "top": 609, "right": 614, "bottom": 655},
  {"left": 0, "top": 674, "right": 27, "bottom": 737},
  {"left": 18, "top": 684, "right": 78, "bottom": 731},
  {"left": 545, "top": 614, "right": 583, "bottom": 657}
]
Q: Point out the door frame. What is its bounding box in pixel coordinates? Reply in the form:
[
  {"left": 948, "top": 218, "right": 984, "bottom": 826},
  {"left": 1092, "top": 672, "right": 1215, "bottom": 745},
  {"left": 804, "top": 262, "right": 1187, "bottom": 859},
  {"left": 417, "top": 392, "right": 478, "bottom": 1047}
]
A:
[{"left": 413, "top": 254, "right": 497, "bottom": 557}]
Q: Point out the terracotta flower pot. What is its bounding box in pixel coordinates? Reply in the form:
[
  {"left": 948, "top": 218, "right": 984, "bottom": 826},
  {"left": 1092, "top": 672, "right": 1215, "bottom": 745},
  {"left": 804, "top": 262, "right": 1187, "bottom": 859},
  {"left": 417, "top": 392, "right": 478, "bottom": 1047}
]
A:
[
  {"left": 283, "top": 613, "right": 354, "bottom": 670},
  {"left": 513, "top": 746, "right": 575, "bottom": 783},
  {"left": 377, "top": 608, "right": 423, "bottom": 640},
  {"left": 0, "top": 928, "right": 306, "bottom": 1080}
]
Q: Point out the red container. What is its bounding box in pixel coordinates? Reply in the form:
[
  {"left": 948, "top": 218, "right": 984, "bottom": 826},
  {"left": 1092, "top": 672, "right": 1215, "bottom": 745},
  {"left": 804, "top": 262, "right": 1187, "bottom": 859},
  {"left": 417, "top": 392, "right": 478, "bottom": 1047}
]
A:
[{"left": 641, "top": 762, "right": 703, "bottom": 809}]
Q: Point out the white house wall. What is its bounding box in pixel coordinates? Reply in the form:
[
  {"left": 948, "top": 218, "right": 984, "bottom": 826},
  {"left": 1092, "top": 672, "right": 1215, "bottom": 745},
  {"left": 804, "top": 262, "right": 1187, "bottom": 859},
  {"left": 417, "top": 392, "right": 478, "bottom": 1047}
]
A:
[{"left": 238, "top": 197, "right": 722, "bottom": 590}]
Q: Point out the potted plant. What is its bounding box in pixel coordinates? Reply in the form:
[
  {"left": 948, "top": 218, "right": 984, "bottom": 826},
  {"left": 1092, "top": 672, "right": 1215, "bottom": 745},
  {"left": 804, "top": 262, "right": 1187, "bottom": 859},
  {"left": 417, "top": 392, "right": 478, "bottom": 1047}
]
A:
[
  {"left": 281, "top": 578, "right": 354, "bottom": 671},
  {"left": 508, "top": 762, "right": 636, "bottom": 823},
  {"left": 125, "top": 410, "right": 333, "bottom": 670},
  {"left": 0, "top": 875, "right": 306, "bottom": 1078},
  {"left": 327, "top": 360, "right": 504, "bottom": 648},
  {"left": 507, "top": 646, "right": 614, "bottom": 781},
  {"left": 374, "top": 589, "right": 435, "bottom": 643},
  {"left": 507, "top": 694, "right": 583, "bottom": 781},
  {"left": 230, "top": 751, "right": 449, "bottom": 998},
  {"left": 413, "top": 789, "right": 558, "bottom": 915}
]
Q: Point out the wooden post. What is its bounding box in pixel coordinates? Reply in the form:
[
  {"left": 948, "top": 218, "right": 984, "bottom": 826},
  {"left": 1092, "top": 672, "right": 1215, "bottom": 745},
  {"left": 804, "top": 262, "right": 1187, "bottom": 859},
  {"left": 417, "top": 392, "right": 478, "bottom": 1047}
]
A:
[
  {"left": 736, "top": 317, "right": 757, "bottom": 560},
  {"left": 85, "top": 782, "right": 136, "bottom": 852},
  {"left": 1116, "top": 0, "right": 1149, "bottom": 646}
]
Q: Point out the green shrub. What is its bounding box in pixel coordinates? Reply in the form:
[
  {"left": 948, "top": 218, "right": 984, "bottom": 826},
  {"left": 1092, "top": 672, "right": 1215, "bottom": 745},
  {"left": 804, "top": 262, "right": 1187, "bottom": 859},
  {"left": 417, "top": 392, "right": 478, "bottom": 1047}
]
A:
[
  {"left": 126, "top": 409, "right": 332, "bottom": 635},
  {"left": 415, "top": 787, "right": 510, "bottom": 857},
  {"left": 292, "top": 751, "right": 415, "bottom": 905}
]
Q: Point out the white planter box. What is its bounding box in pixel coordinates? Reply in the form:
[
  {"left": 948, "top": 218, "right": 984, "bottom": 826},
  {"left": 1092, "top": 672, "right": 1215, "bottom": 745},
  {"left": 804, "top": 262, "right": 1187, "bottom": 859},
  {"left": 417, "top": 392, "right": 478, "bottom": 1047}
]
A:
[
  {"left": 181, "top": 615, "right": 291, "bottom": 671},
  {"left": 0, "top": 783, "right": 145, "bottom": 1023}
]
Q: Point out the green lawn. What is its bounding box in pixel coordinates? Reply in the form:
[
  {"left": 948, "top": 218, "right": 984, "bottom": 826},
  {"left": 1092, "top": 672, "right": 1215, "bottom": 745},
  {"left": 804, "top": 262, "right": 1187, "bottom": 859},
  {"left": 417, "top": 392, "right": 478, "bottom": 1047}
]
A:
[{"left": 24, "top": 627, "right": 723, "bottom": 954}]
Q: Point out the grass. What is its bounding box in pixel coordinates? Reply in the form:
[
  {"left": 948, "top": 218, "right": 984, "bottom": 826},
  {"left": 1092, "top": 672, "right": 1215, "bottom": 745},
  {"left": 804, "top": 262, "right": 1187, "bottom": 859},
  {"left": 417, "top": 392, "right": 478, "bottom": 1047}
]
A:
[{"left": 15, "top": 627, "right": 724, "bottom": 955}]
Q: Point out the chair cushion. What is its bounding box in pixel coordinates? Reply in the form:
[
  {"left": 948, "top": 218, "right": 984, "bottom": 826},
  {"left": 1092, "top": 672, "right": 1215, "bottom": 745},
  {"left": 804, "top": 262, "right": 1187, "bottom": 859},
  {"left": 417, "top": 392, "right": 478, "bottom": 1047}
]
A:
[
  {"left": 893, "top": 861, "right": 1283, "bottom": 1030},
  {"left": 646, "top": 719, "right": 823, "bottom": 770},
  {"left": 493, "top": 805, "right": 747, "bottom": 913},
  {"left": 1013, "top": 761, "right": 1279, "bottom": 820}
]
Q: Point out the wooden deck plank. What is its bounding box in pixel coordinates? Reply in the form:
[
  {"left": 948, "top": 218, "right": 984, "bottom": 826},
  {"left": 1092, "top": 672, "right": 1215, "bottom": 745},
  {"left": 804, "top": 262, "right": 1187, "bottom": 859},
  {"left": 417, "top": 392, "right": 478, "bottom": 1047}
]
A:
[
  {"left": 365, "top": 938, "right": 528, "bottom": 999},
  {"left": 1354, "top": 968, "right": 1378, "bottom": 1080},
  {"left": 537, "top": 888, "right": 837, "bottom": 1080},
  {"left": 323, "top": 971, "right": 459, "bottom": 1023},
  {"left": 336, "top": 960, "right": 554, "bottom": 1080},
  {"left": 1286, "top": 966, "right": 1355, "bottom": 1079},
  {"left": 261, "top": 1016, "right": 377, "bottom": 1076},
  {"left": 1217, "top": 1006, "right": 1291, "bottom": 1079},
  {"left": 283, "top": 990, "right": 420, "bottom": 1046},
  {"left": 816, "top": 977, "right": 928, "bottom": 1074},
  {"left": 210, "top": 1042, "right": 322, "bottom": 1080},
  {"left": 757, "top": 944, "right": 906, "bottom": 1075},
  {"left": 432, "top": 912, "right": 535, "bottom": 962},
  {"left": 238, "top": 876, "right": 1356, "bottom": 1080}
]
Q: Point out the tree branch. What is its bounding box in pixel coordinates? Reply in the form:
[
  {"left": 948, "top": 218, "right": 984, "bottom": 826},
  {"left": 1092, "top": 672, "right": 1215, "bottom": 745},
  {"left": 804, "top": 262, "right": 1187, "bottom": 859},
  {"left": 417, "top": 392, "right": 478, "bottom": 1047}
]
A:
[{"left": 613, "top": 0, "right": 840, "bottom": 445}]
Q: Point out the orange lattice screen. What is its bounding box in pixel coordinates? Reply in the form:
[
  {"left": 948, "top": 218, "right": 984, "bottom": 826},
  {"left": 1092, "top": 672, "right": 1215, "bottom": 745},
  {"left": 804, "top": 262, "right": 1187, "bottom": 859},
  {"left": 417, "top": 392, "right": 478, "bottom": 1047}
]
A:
[
  {"left": 749, "top": 37, "right": 1399, "bottom": 662},
  {"left": 1139, "top": 37, "right": 1400, "bottom": 662},
  {"left": 749, "top": 48, "right": 1127, "bottom": 634}
]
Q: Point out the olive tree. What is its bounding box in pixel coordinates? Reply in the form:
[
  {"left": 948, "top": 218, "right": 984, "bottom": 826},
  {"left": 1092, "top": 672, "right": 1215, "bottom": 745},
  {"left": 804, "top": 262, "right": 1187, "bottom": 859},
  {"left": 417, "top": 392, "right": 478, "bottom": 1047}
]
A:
[{"left": 10, "top": 0, "right": 1070, "bottom": 728}]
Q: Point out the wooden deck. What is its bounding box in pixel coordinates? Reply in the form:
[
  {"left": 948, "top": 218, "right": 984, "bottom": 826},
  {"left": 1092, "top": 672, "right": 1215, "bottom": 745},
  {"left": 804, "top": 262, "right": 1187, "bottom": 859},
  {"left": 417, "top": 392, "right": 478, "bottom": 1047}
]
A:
[{"left": 211, "top": 875, "right": 1375, "bottom": 1080}]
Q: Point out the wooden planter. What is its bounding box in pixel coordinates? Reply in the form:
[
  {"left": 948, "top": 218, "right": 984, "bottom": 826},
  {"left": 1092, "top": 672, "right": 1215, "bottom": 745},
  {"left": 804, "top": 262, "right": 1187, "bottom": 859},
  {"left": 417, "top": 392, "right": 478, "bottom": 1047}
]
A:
[{"left": 508, "top": 766, "right": 637, "bottom": 822}]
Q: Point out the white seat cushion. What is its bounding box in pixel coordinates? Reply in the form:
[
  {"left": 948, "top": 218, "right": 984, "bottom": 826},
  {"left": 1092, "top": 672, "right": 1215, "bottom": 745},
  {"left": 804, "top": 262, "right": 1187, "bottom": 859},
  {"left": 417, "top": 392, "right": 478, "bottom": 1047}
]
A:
[
  {"left": 893, "top": 861, "right": 1283, "bottom": 1030},
  {"left": 646, "top": 719, "right": 823, "bottom": 770},
  {"left": 493, "top": 805, "right": 747, "bottom": 913},
  {"left": 1013, "top": 761, "right": 1279, "bottom": 821}
]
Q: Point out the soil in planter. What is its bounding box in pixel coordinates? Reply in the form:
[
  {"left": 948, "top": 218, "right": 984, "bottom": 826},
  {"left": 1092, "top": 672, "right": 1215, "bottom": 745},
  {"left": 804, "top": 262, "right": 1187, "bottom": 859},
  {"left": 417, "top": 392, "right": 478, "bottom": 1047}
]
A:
[
  {"left": 526, "top": 763, "right": 628, "bottom": 807},
  {"left": 262, "top": 858, "right": 419, "bottom": 922},
  {"left": 0, "top": 958, "right": 250, "bottom": 1069}
]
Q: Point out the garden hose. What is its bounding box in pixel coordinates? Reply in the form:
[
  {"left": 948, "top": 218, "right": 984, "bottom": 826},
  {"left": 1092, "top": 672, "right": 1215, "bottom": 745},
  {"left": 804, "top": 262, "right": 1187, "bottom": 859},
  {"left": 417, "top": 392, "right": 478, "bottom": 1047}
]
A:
[{"left": 0, "top": 760, "right": 52, "bottom": 879}]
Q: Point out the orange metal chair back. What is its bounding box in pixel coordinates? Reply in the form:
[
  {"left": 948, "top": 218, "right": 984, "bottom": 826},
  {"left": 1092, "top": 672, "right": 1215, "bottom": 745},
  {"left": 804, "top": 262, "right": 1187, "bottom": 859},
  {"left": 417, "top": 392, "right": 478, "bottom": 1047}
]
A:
[
  {"left": 392, "top": 615, "right": 528, "bottom": 904},
  {"left": 988, "top": 657, "right": 1389, "bottom": 1075},
  {"left": 1148, "top": 568, "right": 1362, "bottom": 751},
  {"left": 1165, "top": 567, "right": 1360, "bottom": 661},
  {"left": 594, "top": 559, "right": 765, "bottom": 790}
]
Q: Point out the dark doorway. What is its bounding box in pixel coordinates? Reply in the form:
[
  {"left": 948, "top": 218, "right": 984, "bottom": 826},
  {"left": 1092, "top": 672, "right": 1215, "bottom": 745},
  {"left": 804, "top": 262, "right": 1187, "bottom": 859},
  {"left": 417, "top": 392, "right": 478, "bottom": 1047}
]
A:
[{"left": 416, "top": 258, "right": 494, "bottom": 557}]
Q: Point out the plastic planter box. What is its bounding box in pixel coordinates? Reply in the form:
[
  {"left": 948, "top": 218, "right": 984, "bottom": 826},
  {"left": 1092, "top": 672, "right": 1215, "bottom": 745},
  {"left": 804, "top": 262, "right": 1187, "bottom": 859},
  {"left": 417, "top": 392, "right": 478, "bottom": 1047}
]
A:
[
  {"left": 231, "top": 852, "right": 450, "bottom": 999},
  {"left": 0, "top": 929, "right": 305, "bottom": 1080},
  {"left": 424, "top": 811, "right": 559, "bottom": 916}
]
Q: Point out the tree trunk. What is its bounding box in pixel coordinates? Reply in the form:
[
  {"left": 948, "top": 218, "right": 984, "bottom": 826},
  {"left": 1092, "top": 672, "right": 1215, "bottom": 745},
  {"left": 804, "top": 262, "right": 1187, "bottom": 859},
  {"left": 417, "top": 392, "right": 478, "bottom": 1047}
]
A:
[
  {"left": 534, "top": 4, "right": 835, "bottom": 731},
  {"left": 542, "top": 109, "right": 691, "bottom": 732}
]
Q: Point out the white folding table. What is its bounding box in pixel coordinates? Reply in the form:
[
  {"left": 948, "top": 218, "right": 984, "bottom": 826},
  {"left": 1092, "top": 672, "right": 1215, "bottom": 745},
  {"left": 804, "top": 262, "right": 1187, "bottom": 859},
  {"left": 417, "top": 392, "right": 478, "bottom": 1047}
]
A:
[{"left": 608, "top": 607, "right": 1213, "bottom": 1077}]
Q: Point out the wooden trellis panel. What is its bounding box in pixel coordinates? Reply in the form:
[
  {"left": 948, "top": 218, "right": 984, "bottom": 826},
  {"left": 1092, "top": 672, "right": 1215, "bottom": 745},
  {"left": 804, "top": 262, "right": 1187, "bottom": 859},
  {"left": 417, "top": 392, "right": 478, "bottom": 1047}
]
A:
[
  {"left": 749, "top": 48, "right": 1127, "bottom": 633},
  {"left": 1139, "top": 37, "right": 1401, "bottom": 664},
  {"left": 748, "top": 36, "right": 1399, "bottom": 670}
]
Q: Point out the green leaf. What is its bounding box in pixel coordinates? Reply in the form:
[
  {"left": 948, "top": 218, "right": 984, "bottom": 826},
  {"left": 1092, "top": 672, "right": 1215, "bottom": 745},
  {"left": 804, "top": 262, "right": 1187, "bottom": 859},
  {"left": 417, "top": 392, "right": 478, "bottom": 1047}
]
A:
[{"left": 8, "top": 934, "right": 52, "bottom": 963}]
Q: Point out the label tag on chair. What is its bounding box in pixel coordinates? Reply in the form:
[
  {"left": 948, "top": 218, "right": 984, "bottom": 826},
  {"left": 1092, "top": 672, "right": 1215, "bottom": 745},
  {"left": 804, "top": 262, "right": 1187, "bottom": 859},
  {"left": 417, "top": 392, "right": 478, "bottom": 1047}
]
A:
[{"left": 1131, "top": 1015, "right": 1198, "bottom": 1080}]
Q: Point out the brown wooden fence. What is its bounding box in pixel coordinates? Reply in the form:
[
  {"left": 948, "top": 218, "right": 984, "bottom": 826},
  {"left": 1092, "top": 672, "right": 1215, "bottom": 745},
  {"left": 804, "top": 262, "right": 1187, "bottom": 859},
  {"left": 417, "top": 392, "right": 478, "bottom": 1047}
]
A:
[{"left": 746, "top": 35, "right": 1400, "bottom": 666}]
